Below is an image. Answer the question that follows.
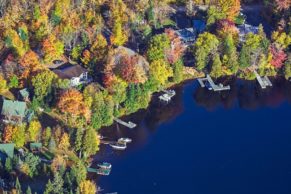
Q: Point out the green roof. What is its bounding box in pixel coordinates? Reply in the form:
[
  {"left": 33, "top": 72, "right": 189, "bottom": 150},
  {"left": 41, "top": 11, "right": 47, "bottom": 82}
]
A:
[
  {"left": 1, "top": 99, "right": 26, "bottom": 118},
  {"left": 19, "top": 88, "right": 29, "bottom": 98},
  {"left": 30, "top": 143, "right": 42, "bottom": 150},
  {"left": 0, "top": 143, "right": 15, "bottom": 158}
]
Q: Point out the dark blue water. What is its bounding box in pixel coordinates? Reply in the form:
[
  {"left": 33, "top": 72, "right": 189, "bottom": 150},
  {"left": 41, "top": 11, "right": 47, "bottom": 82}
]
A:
[{"left": 96, "top": 79, "right": 291, "bottom": 194}]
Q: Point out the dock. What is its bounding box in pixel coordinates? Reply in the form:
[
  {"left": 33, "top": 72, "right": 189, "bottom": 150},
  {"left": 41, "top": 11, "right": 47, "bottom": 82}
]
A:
[
  {"left": 197, "top": 75, "right": 230, "bottom": 91},
  {"left": 87, "top": 167, "right": 111, "bottom": 176},
  {"left": 159, "top": 90, "right": 176, "bottom": 102},
  {"left": 114, "top": 118, "right": 136, "bottom": 129},
  {"left": 254, "top": 70, "right": 272, "bottom": 89}
]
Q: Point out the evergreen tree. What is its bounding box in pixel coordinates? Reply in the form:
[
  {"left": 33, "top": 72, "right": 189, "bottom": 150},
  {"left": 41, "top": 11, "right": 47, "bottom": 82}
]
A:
[
  {"left": 15, "top": 177, "right": 22, "bottom": 194},
  {"left": 173, "top": 59, "right": 184, "bottom": 83},
  {"left": 239, "top": 45, "right": 251, "bottom": 69},
  {"left": 74, "top": 128, "right": 83, "bottom": 153},
  {"left": 48, "top": 137, "right": 56, "bottom": 152},
  {"left": 210, "top": 54, "right": 223, "bottom": 78},
  {"left": 26, "top": 186, "right": 32, "bottom": 194},
  {"left": 223, "top": 34, "right": 239, "bottom": 74},
  {"left": 5, "top": 157, "right": 12, "bottom": 172}
]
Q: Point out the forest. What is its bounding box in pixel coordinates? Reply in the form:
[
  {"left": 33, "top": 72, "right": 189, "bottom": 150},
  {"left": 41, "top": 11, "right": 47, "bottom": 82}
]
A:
[{"left": 0, "top": 0, "right": 290, "bottom": 193}]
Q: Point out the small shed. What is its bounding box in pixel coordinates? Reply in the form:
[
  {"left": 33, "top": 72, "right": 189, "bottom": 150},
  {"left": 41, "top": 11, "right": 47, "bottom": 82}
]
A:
[
  {"left": 1, "top": 99, "right": 27, "bottom": 123},
  {"left": 0, "top": 143, "right": 15, "bottom": 161},
  {"left": 19, "top": 88, "right": 30, "bottom": 101},
  {"left": 30, "top": 143, "right": 42, "bottom": 152}
]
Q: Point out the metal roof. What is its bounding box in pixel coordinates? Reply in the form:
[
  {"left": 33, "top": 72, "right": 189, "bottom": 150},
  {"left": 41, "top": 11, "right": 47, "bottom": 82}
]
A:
[{"left": 1, "top": 99, "right": 26, "bottom": 118}]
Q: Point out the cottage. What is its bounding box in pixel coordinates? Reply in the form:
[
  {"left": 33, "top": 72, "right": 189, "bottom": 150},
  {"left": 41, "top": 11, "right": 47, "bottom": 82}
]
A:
[
  {"left": 52, "top": 63, "right": 91, "bottom": 87},
  {"left": 1, "top": 99, "right": 27, "bottom": 123}
]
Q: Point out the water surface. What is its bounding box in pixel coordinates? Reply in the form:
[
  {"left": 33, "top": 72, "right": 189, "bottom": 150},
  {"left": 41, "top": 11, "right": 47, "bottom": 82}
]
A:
[{"left": 96, "top": 79, "right": 291, "bottom": 194}]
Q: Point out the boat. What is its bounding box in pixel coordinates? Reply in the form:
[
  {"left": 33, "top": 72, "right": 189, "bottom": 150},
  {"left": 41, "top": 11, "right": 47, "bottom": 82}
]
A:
[
  {"left": 109, "top": 142, "right": 127, "bottom": 150},
  {"left": 97, "top": 168, "right": 111, "bottom": 176},
  {"left": 118, "top": 138, "right": 132, "bottom": 144},
  {"left": 98, "top": 162, "right": 112, "bottom": 169}
]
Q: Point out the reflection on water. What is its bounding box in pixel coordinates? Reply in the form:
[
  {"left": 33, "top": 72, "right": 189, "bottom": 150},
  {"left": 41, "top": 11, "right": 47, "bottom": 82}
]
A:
[
  {"left": 95, "top": 78, "right": 291, "bottom": 193},
  {"left": 194, "top": 78, "right": 291, "bottom": 110}
]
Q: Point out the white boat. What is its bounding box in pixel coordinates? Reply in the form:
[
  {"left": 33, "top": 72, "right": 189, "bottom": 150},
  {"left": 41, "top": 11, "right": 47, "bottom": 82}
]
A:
[
  {"left": 118, "top": 138, "right": 132, "bottom": 144},
  {"left": 109, "top": 143, "right": 127, "bottom": 150},
  {"left": 98, "top": 162, "right": 112, "bottom": 169}
]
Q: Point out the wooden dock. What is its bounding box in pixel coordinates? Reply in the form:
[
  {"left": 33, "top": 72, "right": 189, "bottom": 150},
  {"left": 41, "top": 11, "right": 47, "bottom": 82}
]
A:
[
  {"left": 254, "top": 70, "right": 272, "bottom": 89},
  {"left": 197, "top": 75, "right": 230, "bottom": 91},
  {"left": 159, "top": 90, "right": 176, "bottom": 102},
  {"left": 114, "top": 118, "right": 136, "bottom": 129}
]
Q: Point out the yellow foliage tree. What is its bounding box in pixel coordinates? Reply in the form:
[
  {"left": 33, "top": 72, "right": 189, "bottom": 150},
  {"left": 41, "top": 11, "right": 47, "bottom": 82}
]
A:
[
  {"left": 79, "top": 180, "right": 96, "bottom": 194},
  {"left": 27, "top": 120, "right": 41, "bottom": 142},
  {"left": 58, "top": 132, "right": 70, "bottom": 151}
]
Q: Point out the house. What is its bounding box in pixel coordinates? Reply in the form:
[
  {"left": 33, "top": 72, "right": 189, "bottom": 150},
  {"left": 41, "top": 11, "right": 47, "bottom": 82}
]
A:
[
  {"left": 175, "top": 28, "right": 196, "bottom": 45},
  {"left": 238, "top": 24, "right": 259, "bottom": 42},
  {"left": 1, "top": 99, "right": 27, "bottom": 123},
  {"left": 52, "top": 63, "right": 91, "bottom": 87},
  {"left": 192, "top": 20, "right": 206, "bottom": 35}
]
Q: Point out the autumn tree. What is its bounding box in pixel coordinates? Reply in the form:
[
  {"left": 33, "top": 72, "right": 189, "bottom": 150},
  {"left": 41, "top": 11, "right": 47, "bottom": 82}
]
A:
[
  {"left": 32, "top": 70, "right": 56, "bottom": 101},
  {"left": 82, "top": 128, "right": 100, "bottom": 157},
  {"left": 222, "top": 34, "right": 239, "bottom": 74},
  {"left": 4, "top": 29, "right": 27, "bottom": 57},
  {"left": 110, "top": 0, "right": 128, "bottom": 46},
  {"left": 19, "top": 50, "right": 42, "bottom": 80},
  {"left": 210, "top": 54, "right": 223, "bottom": 78},
  {"left": 42, "top": 35, "right": 64, "bottom": 64},
  {"left": 147, "top": 34, "right": 171, "bottom": 62},
  {"left": 58, "top": 132, "right": 70, "bottom": 151},
  {"left": 27, "top": 120, "right": 41, "bottom": 142},
  {"left": 0, "top": 74, "right": 8, "bottom": 93},
  {"left": 79, "top": 180, "right": 96, "bottom": 194},
  {"left": 149, "top": 59, "right": 173, "bottom": 87},
  {"left": 57, "top": 89, "right": 91, "bottom": 121},
  {"left": 193, "top": 32, "right": 219, "bottom": 71},
  {"left": 270, "top": 44, "right": 287, "bottom": 69}
]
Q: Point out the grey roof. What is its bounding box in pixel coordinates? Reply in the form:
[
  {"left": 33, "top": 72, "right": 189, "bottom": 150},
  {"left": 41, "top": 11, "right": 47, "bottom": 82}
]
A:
[
  {"left": 52, "top": 63, "right": 87, "bottom": 79},
  {"left": 1, "top": 99, "right": 26, "bottom": 118},
  {"left": 238, "top": 24, "right": 259, "bottom": 35}
]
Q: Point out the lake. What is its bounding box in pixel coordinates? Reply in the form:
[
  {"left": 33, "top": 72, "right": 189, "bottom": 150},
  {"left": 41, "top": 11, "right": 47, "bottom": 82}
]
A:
[{"left": 95, "top": 78, "right": 291, "bottom": 194}]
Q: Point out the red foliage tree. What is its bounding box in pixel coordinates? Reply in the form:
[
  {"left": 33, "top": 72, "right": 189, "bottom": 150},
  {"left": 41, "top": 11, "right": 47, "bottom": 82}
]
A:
[
  {"left": 270, "top": 44, "right": 287, "bottom": 68},
  {"left": 165, "top": 28, "right": 185, "bottom": 64},
  {"left": 118, "top": 55, "right": 139, "bottom": 83},
  {"left": 275, "top": 0, "right": 290, "bottom": 11},
  {"left": 217, "top": 19, "right": 239, "bottom": 37}
]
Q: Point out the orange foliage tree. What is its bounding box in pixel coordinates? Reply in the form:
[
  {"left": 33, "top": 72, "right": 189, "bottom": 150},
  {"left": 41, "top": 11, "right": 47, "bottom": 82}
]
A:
[
  {"left": 57, "top": 89, "right": 91, "bottom": 121},
  {"left": 19, "top": 50, "right": 42, "bottom": 81}
]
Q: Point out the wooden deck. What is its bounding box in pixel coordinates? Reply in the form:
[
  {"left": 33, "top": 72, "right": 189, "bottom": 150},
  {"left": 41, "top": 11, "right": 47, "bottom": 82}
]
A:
[
  {"left": 114, "top": 118, "right": 136, "bottom": 129},
  {"left": 197, "top": 75, "right": 230, "bottom": 91},
  {"left": 254, "top": 70, "right": 272, "bottom": 89}
]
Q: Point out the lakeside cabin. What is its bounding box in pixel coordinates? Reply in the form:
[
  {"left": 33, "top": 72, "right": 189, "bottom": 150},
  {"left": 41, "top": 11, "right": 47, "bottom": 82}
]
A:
[
  {"left": 175, "top": 20, "right": 206, "bottom": 46},
  {"left": 52, "top": 63, "right": 92, "bottom": 87}
]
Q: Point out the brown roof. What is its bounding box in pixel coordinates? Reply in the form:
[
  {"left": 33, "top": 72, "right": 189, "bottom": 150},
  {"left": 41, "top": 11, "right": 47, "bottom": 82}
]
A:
[{"left": 52, "top": 64, "right": 87, "bottom": 79}]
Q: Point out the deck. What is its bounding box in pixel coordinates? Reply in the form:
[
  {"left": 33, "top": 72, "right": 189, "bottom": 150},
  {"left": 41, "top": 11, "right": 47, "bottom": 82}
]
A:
[
  {"left": 254, "top": 70, "right": 272, "bottom": 89},
  {"left": 197, "top": 75, "right": 230, "bottom": 91},
  {"left": 159, "top": 90, "right": 176, "bottom": 102},
  {"left": 114, "top": 118, "right": 136, "bottom": 129}
]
